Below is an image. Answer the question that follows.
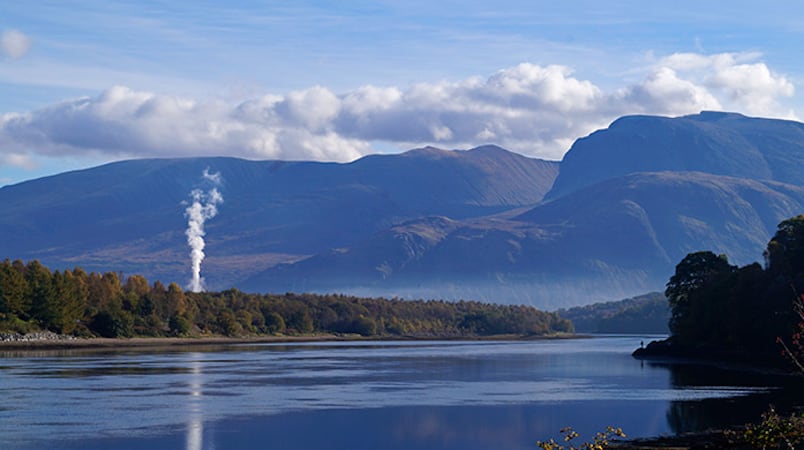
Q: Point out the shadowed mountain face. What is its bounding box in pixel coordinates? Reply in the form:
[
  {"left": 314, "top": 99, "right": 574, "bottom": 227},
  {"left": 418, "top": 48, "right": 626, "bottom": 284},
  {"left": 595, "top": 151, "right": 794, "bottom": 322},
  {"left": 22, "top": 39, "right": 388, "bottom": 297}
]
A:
[
  {"left": 243, "top": 171, "right": 804, "bottom": 308},
  {"left": 546, "top": 111, "right": 804, "bottom": 199},
  {"left": 3, "top": 112, "right": 804, "bottom": 308},
  {"left": 0, "top": 145, "right": 557, "bottom": 290}
]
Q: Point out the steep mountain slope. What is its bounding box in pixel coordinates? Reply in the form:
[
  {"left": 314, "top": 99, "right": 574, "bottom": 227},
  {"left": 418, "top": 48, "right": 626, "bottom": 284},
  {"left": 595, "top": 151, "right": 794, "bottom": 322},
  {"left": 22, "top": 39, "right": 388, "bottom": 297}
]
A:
[
  {"left": 244, "top": 172, "right": 804, "bottom": 307},
  {"left": 0, "top": 145, "right": 558, "bottom": 288},
  {"left": 547, "top": 111, "right": 804, "bottom": 199},
  {"left": 521, "top": 171, "right": 803, "bottom": 268}
]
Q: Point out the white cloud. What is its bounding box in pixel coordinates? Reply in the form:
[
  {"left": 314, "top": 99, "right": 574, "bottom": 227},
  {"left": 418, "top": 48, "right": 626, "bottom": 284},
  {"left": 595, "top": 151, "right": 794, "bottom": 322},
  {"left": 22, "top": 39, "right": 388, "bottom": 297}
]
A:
[
  {"left": 483, "top": 64, "right": 601, "bottom": 112},
  {"left": 1, "top": 30, "right": 32, "bottom": 59},
  {"left": 278, "top": 86, "right": 341, "bottom": 131},
  {"left": 707, "top": 62, "right": 794, "bottom": 114},
  {"left": 341, "top": 86, "right": 402, "bottom": 115},
  {"left": 618, "top": 67, "right": 722, "bottom": 115},
  {"left": 0, "top": 52, "right": 798, "bottom": 167},
  {"left": 657, "top": 52, "right": 794, "bottom": 116}
]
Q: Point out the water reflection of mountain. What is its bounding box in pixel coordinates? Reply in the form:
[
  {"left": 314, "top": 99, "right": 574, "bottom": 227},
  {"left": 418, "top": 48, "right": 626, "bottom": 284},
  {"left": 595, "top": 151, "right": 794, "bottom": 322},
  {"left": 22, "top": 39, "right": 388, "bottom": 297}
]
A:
[{"left": 654, "top": 362, "right": 804, "bottom": 434}]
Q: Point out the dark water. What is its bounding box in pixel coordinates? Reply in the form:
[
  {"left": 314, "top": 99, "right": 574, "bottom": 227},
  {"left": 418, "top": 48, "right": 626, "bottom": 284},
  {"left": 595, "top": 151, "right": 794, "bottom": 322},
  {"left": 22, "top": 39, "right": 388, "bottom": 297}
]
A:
[{"left": 0, "top": 336, "right": 800, "bottom": 450}]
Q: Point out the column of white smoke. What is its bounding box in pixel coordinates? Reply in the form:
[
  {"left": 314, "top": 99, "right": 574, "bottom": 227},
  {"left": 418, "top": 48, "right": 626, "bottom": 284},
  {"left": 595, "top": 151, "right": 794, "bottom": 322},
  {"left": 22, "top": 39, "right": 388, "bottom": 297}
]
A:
[{"left": 185, "top": 169, "right": 223, "bottom": 292}]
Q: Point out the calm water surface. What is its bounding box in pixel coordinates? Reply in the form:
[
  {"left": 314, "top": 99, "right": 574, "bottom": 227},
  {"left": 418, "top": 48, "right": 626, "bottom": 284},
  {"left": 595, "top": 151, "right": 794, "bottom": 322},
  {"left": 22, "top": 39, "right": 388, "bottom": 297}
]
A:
[{"left": 1, "top": 336, "right": 800, "bottom": 449}]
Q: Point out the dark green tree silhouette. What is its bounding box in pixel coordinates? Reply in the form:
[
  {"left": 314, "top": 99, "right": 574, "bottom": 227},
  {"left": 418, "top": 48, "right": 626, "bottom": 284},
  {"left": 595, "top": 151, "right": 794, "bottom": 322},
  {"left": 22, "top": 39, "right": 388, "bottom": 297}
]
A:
[{"left": 665, "top": 251, "right": 735, "bottom": 342}]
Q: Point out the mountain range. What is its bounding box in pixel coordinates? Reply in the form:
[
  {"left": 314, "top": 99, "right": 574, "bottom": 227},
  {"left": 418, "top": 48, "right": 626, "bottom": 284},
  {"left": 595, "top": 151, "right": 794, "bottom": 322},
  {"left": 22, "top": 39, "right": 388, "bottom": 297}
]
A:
[{"left": 2, "top": 111, "right": 803, "bottom": 308}]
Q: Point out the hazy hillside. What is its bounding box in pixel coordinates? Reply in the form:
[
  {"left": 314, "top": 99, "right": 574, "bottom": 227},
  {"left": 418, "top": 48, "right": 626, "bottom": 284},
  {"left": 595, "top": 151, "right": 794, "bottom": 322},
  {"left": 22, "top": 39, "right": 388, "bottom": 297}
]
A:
[
  {"left": 556, "top": 292, "right": 669, "bottom": 334},
  {"left": 520, "top": 171, "right": 804, "bottom": 268},
  {"left": 245, "top": 171, "right": 804, "bottom": 307},
  {"left": 0, "top": 145, "right": 558, "bottom": 290}
]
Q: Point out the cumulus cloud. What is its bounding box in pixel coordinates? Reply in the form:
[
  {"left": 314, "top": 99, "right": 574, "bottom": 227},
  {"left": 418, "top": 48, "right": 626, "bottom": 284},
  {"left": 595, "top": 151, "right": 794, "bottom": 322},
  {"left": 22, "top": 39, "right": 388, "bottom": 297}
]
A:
[
  {"left": 0, "top": 52, "right": 797, "bottom": 167},
  {"left": 617, "top": 67, "right": 722, "bottom": 115},
  {"left": 1, "top": 29, "right": 32, "bottom": 59},
  {"left": 658, "top": 52, "right": 794, "bottom": 115}
]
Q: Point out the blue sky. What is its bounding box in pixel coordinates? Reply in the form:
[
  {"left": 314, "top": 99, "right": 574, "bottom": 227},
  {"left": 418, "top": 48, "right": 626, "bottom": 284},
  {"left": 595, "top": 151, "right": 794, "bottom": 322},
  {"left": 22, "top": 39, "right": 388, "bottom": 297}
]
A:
[{"left": 1, "top": 1, "right": 804, "bottom": 185}]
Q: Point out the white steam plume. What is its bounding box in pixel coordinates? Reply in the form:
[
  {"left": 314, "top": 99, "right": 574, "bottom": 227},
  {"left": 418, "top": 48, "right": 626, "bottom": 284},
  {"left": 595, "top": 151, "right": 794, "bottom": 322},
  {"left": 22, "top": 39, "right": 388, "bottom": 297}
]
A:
[{"left": 185, "top": 169, "right": 223, "bottom": 292}]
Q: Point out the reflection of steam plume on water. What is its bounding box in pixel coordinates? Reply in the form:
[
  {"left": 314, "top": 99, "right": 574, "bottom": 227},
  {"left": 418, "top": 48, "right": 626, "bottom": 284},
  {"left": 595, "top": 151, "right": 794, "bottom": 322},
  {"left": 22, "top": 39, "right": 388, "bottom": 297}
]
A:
[
  {"left": 185, "top": 169, "right": 223, "bottom": 293},
  {"left": 186, "top": 354, "right": 203, "bottom": 450}
]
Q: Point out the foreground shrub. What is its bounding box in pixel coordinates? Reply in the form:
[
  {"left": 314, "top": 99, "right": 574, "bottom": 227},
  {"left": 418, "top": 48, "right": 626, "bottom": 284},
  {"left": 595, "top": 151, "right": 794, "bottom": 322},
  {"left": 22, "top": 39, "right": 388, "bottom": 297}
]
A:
[
  {"left": 537, "top": 426, "right": 626, "bottom": 450},
  {"left": 727, "top": 406, "right": 804, "bottom": 450}
]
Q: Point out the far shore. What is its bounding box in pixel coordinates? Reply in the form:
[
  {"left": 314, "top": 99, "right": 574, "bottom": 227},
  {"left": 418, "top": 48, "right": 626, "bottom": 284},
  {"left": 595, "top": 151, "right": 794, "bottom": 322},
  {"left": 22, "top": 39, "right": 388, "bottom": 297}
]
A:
[{"left": 0, "top": 331, "right": 582, "bottom": 352}]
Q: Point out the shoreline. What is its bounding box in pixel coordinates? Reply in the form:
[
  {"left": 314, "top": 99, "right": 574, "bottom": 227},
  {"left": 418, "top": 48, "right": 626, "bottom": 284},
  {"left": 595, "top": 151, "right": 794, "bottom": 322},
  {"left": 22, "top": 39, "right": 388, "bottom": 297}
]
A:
[
  {"left": 632, "top": 337, "right": 795, "bottom": 375},
  {"left": 0, "top": 331, "right": 580, "bottom": 352},
  {"left": 612, "top": 429, "right": 736, "bottom": 450}
]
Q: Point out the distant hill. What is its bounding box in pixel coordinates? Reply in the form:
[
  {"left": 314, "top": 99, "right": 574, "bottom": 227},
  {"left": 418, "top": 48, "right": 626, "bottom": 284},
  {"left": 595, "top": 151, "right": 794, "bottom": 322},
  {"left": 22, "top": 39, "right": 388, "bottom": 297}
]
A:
[
  {"left": 0, "top": 145, "right": 557, "bottom": 291},
  {"left": 547, "top": 111, "right": 804, "bottom": 199},
  {"left": 556, "top": 292, "right": 669, "bottom": 334}
]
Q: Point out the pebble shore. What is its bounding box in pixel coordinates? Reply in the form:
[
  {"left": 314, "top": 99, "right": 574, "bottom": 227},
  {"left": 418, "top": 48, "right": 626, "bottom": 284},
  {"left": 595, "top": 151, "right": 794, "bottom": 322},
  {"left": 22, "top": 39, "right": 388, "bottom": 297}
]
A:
[{"left": 0, "top": 331, "right": 77, "bottom": 342}]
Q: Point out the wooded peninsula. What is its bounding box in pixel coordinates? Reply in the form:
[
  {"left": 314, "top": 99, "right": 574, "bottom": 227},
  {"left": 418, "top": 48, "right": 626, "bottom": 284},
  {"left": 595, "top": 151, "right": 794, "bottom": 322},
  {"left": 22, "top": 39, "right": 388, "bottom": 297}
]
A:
[
  {"left": 0, "top": 259, "right": 573, "bottom": 339},
  {"left": 635, "top": 214, "right": 804, "bottom": 369}
]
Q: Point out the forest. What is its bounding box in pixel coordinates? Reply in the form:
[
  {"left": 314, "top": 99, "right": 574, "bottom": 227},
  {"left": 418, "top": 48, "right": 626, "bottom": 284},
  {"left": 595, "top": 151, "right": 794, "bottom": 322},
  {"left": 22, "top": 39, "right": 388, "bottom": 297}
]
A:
[
  {"left": 660, "top": 215, "right": 804, "bottom": 363},
  {"left": 557, "top": 292, "right": 669, "bottom": 334},
  {"left": 0, "top": 259, "right": 572, "bottom": 338}
]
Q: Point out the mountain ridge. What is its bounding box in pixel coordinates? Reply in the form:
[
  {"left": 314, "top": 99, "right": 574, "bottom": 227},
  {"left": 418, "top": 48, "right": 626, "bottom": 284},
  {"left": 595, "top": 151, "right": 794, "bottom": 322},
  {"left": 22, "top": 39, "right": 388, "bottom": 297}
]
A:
[
  {"left": 546, "top": 111, "right": 804, "bottom": 199},
  {"left": 243, "top": 170, "right": 804, "bottom": 307},
  {"left": 2, "top": 112, "right": 804, "bottom": 308},
  {"left": 0, "top": 146, "right": 558, "bottom": 293}
]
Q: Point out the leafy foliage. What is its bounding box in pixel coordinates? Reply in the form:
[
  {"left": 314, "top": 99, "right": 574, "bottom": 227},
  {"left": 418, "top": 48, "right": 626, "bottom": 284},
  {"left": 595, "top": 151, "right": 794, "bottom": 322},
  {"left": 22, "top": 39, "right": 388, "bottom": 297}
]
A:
[
  {"left": 665, "top": 251, "right": 735, "bottom": 340},
  {"left": 536, "top": 426, "right": 626, "bottom": 450},
  {"left": 727, "top": 406, "right": 804, "bottom": 450},
  {"left": 663, "top": 216, "right": 804, "bottom": 356},
  {"left": 643, "top": 216, "right": 804, "bottom": 449},
  {"left": 764, "top": 216, "right": 804, "bottom": 277},
  {"left": 0, "top": 259, "right": 572, "bottom": 338}
]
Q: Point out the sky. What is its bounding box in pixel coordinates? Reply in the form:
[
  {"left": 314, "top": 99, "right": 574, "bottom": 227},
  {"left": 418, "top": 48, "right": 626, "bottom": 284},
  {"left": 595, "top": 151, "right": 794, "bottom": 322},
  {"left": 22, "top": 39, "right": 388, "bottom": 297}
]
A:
[{"left": 1, "top": 1, "right": 804, "bottom": 186}]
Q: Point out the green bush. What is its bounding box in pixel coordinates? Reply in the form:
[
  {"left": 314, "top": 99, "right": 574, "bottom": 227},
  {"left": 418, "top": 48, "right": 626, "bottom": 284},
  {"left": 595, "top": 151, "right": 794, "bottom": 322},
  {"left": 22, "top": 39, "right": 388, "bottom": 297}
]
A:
[
  {"left": 0, "top": 315, "right": 38, "bottom": 334},
  {"left": 169, "top": 314, "right": 191, "bottom": 336}
]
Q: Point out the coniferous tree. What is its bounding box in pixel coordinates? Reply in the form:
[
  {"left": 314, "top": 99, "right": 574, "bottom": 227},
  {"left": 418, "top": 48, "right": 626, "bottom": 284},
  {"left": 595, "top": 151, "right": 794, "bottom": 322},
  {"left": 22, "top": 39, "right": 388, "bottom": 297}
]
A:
[
  {"left": 53, "top": 269, "right": 88, "bottom": 334},
  {"left": 0, "top": 259, "right": 28, "bottom": 318},
  {"left": 26, "top": 260, "right": 57, "bottom": 329}
]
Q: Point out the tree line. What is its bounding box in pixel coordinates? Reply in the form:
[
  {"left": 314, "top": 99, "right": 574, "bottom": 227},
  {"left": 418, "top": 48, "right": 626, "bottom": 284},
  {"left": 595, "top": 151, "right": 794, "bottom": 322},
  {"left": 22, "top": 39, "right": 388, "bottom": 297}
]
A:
[
  {"left": 0, "top": 259, "right": 572, "bottom": 338},
  {"left": 557, "top": 292, "right": 669, "bottom": 334},
  {"left": 664, "top": 215, "right": 804, "bottom": 360}
]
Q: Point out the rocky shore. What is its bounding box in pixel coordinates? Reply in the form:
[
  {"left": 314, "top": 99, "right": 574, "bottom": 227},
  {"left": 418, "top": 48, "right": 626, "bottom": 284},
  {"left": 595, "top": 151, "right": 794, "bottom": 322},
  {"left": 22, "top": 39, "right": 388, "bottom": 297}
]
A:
[
  {"left": 0, "top": 333, "right": 353, "bottom": 351},
  {"left": 0, "top": 331, "right": 77, "bottom": 343},
  {"left": 632, "top": 337, "right": 789, "bottom": 372},
  {"left": 0, "top": 331, "right": 581, "bottom": 352}
]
